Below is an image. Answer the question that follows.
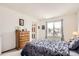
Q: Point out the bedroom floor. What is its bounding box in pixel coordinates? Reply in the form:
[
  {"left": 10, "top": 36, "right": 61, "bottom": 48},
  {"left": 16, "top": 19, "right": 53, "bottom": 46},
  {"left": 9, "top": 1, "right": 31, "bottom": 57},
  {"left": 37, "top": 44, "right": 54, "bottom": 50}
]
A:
[
  {"left": 0, "top": 49, "right": 22, "bottom": 56},
  {"left": 0, "top": 50, "right": 79, "bottom": 56},
  {"left": 70, "top": 51, "right": 79, "bottom": 56}
]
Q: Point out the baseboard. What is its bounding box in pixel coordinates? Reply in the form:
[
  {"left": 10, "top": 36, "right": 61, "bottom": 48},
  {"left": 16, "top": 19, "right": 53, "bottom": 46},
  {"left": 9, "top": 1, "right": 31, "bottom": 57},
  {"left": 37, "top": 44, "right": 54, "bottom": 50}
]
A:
[{"left": 2, "top": 48, "right": 16, "bottom": 53}]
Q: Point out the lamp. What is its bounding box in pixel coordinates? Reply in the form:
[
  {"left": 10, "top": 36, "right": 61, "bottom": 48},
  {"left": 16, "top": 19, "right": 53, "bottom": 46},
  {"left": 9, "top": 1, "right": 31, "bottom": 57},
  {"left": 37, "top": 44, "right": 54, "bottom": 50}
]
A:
[{"left": 72, "top": 32, "right": 79, "bottom": 38}]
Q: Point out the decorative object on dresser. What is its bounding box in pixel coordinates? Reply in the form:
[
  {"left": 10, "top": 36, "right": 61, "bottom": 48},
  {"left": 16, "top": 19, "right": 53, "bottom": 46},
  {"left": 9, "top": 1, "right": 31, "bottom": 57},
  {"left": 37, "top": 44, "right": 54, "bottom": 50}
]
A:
[
  {"left": 72, "top": 32, "right": 79, "bottom": 39},
  {"left": 15, "top": 30, "right": 30, "bottom": 50}
]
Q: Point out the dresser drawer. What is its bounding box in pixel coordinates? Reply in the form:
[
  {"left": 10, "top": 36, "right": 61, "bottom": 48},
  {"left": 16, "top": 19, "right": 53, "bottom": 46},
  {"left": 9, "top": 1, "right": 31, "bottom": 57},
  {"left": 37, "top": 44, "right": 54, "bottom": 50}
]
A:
[
  {"left": 19, "top": 41, "right": 28, "bottom": 48},
  {"left": 20, "top": 34, "right": 29, "bottom": 37},
  {"left": 20, "top": 45, "right": 25, "bottom": 48},
  {"left": 20, "top": 42, "right": 26, "bottom": 48},
  {"left": 20, "top": 39, "right": 27, "bottom": 42},
  {"left": 20, "top": 36, "right": 26, "bottom": 39},
  {"left": 20, "top": 37, "right": 29, "bottom": 41},
  {"left": 20, "top": 32, "right": 29, "bottom": 36}
]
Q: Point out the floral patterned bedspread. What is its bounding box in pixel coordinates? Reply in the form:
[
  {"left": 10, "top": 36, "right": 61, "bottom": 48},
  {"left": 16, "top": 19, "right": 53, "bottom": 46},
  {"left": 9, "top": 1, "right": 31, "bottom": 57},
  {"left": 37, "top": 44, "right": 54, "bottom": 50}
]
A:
[{"left": 21, "top": 39, "right": 70, "bottom": 56}]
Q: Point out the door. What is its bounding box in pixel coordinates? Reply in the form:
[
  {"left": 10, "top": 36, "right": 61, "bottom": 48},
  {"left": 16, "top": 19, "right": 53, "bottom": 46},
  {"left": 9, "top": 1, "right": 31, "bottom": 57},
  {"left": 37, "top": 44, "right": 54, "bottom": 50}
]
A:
[{"left": 46, "top": 20, "right": 63, "bottom": 40}]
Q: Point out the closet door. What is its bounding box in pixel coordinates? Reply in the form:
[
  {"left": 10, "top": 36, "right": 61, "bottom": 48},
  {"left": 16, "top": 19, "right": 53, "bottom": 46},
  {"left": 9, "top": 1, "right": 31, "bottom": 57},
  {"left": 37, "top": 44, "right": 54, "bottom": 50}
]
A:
[{"left": 32, "top": 24, "right": 37, "bottom": 39}]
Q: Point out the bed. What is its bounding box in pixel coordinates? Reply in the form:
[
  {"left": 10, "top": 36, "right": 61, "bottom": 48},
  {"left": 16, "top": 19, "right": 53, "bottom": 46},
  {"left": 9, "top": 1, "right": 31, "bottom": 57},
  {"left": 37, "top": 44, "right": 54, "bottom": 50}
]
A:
[
  {"left": 21, "top": 39, "right": 69, "bottom": 56},
  {"left": 69, "top": 37, "right": 79, "bottom": 56}
]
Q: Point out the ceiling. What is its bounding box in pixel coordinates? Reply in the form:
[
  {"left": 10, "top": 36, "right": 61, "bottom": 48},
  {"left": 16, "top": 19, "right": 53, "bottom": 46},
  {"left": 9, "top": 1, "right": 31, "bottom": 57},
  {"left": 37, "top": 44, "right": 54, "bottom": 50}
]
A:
[{"left": 0, "top": 3, "right": 79, "bottom": 19}]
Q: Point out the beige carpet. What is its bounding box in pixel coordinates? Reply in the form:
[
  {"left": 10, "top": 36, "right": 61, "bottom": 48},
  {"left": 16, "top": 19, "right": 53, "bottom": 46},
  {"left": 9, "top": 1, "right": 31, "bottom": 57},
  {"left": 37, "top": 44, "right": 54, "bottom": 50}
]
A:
[
  {"left": 0, "top": 49, "right": 79, "bottom": 56},
  {"left": 0, "top": 49, "right": 22, "bottom": 56}
]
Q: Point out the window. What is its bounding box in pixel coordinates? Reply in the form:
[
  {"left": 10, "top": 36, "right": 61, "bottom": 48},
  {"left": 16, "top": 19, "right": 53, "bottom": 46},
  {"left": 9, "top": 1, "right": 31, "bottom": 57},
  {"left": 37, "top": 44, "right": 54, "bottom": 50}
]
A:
[{"left": 46, "top": 20, "right": 64, "bottom": 40}]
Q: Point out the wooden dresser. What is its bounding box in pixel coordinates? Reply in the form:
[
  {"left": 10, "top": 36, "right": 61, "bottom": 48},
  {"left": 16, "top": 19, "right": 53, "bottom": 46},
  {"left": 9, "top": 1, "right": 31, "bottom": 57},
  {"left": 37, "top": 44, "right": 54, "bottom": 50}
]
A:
[{"left": 16, "top": 30, "right": 30, "bottom": 49}]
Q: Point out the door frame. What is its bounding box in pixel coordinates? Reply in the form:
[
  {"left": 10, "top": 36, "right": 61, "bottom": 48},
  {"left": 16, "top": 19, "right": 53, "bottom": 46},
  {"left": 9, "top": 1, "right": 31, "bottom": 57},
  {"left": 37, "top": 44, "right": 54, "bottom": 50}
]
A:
[{"left": 45, "top": 19, "right": 64, "bottom": 40}]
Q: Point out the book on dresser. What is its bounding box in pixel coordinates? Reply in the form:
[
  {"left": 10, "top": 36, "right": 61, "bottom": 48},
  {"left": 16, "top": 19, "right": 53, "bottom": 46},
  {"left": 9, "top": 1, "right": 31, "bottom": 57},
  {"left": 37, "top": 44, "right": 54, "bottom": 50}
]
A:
[{"left": 15, "top": 30, "right": 30, "bottom": 50}]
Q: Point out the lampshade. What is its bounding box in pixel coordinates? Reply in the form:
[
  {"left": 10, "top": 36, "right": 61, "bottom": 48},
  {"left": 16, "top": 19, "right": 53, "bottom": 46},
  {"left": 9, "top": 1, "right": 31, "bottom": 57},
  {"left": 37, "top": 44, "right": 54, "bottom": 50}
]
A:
[{"left": 72, "top": 32, "right": 79, "bottom": 36}]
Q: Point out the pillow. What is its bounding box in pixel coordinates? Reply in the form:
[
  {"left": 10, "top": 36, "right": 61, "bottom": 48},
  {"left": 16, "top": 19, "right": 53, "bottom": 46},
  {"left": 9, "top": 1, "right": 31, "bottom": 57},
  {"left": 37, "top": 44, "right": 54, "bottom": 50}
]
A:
[{"left": 69, "top": 37, "right": 79, "bottom": 50}]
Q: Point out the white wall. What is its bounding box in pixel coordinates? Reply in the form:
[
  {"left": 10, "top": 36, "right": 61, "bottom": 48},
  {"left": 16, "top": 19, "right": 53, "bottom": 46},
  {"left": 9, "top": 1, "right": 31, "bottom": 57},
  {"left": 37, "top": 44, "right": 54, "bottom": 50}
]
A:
[
  {"left": 63, "top": 13, "right": 78, "bottom": 41},
  {"left": 77, "top": 11, "right": 79, "bottom": 32},
  {"left": 0, "top": 34, "right": 1, "bottom": 54},
  {"left": 37, "top": 13, "right": 78, "bottom": 42},
  {"left": 0, "top": 6, "right": 37, "bottom": 52}
]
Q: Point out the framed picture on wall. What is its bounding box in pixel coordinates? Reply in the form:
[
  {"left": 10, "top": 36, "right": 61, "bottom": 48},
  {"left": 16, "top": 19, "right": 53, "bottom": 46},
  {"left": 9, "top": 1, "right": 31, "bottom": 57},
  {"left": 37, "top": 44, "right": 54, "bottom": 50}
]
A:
[
  {"left": 19, "top": 19, "right": 24, "bottom": 26},
  {"left": 42, "top": 25, "right": 45, "bottom": 30},
  {"left": 38, "top": 26, "right": 40, "bottom": 29}
]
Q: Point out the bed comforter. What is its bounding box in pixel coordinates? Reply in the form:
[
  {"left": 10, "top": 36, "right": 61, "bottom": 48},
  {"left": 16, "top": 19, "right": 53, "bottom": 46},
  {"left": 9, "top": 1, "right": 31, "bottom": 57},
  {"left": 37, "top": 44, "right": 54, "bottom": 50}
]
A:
[{"left": 21, "top": 39, "right": 70, "bottom": 56}]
